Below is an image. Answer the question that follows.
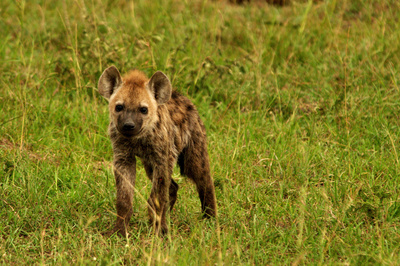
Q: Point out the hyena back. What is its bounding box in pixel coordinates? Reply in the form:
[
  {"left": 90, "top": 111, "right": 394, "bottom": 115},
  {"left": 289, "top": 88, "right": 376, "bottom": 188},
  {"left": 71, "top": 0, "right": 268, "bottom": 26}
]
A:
[{"left": 98, "top": 66, "right": 217, "bottom": 236}]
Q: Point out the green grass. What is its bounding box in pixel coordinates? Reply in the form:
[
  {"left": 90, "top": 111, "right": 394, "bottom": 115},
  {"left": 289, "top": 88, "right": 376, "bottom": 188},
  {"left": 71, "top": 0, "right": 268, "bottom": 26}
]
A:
[{"left": 1, "top": 0, "right": 400, "bottom": 264}]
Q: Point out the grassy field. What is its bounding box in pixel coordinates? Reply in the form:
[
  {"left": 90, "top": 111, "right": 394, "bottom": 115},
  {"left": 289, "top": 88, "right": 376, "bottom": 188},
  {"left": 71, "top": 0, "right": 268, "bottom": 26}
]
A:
[{"left": 1, "top": 0, "right": 400, "bottom": 264}]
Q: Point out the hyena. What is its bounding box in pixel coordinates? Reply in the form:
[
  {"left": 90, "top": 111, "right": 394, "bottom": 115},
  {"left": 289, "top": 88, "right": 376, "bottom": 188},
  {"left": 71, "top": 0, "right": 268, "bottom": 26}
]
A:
[{"left": 98, "top": 66, "right": 217, "bottom": 236}]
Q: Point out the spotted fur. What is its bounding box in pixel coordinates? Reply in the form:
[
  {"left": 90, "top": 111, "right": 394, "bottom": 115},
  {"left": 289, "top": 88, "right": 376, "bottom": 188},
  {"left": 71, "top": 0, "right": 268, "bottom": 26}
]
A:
[{"left": 98, "top": 66, "right": 217, "bottom": 236}]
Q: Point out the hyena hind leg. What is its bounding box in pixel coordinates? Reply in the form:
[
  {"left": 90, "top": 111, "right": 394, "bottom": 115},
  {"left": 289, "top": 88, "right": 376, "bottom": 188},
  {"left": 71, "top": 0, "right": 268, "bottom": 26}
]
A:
[
  {"left": 178, "top": 146, "right": 217, "bottom": 218},
  {"left": 169, "top": 179, "right": 179, "bottom": 211}
]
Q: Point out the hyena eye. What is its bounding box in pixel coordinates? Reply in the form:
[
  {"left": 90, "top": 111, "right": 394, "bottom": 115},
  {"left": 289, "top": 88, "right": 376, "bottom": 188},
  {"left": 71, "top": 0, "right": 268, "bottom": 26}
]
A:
[
  {"left": 140, "top": 107, "right": 148, "bottom": 114},
  {"left": 115, "top": 104, "right": 124, "bottom": 112}
]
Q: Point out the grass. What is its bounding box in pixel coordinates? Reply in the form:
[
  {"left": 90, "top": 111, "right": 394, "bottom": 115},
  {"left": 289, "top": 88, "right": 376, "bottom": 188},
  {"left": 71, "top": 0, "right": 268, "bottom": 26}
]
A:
[{"left": 1, "top": 0, "right": 400, "bottom": 264}]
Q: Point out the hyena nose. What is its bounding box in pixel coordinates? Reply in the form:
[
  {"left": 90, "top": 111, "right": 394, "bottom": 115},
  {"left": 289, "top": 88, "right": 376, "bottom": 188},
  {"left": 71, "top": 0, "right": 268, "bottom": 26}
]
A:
[{"left": 123, "top": 123, "right": 135, "bottom": 131}]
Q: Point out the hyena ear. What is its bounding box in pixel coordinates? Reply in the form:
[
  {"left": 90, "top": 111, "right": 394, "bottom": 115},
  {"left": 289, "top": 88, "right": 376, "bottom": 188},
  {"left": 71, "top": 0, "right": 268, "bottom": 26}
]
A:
[
  {"left": 147, "top": 71, "right": 172, "bottom": 105},
  {"left": 98, "top": 66, "right": 122, "bottom": 100}
]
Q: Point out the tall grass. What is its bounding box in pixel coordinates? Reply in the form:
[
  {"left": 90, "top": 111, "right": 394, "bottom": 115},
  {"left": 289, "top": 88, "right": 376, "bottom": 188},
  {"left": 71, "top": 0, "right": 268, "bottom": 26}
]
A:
[{"left": 1, "top": 0, "right": 400, "bottom": 264}]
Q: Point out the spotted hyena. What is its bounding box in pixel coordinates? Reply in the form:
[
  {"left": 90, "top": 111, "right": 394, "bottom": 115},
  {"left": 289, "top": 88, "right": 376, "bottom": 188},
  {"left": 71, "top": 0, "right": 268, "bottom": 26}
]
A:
[{"left": 98, "top": 66, "right": 217, "bottom": 236}]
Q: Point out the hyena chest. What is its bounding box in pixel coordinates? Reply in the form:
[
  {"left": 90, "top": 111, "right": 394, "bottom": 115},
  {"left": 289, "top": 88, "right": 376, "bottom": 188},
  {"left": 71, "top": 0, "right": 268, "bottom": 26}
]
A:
[{"left": 130, "top": 134, "right": 178, "bottom": 162}]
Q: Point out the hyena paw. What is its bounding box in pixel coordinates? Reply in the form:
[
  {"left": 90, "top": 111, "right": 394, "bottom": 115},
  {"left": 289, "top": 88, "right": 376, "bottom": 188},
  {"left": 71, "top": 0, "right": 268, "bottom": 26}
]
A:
[{"left": 101, "top": 225, "right": 128, "bottom": 238}]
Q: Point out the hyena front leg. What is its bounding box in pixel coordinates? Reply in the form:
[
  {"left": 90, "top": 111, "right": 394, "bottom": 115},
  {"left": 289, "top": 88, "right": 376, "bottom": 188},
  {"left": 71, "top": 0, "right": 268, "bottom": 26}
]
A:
[
  {"left": 147, "top": 162, "right": 171, "bottom": 235},
  {"left": 144, "top": 161, "right": 179, "bottom": 212},
  {"left": 113, "top": 155, "right": 136, "bottom": 237}
]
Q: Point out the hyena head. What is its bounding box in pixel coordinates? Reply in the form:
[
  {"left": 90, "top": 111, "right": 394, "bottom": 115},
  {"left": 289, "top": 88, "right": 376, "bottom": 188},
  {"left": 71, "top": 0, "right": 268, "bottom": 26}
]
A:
[{"left": 98, "top": 66, "right": 172, "bottom": 138}]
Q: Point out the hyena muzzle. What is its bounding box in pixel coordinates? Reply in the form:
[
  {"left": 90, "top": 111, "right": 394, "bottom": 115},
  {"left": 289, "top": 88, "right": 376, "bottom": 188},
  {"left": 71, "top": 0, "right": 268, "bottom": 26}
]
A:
[{"left": 98, "top": 66, "right": 217, "bottom": 236}]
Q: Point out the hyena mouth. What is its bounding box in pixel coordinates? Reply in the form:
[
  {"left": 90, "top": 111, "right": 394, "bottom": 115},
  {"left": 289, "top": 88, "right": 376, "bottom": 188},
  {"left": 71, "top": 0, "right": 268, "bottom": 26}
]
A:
[{"left": 118, "top": 127, "right": 143, "bottom": 138}]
